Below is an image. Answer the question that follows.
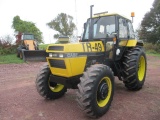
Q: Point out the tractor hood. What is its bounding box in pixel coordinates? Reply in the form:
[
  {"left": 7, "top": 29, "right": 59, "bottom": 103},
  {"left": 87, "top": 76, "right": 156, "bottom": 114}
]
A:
[
  {"left": 46, "top": 41, "right": 105, "bottom": 77},
  {"left": 46, "top": 41, "right": 105, "bottom": 54}
]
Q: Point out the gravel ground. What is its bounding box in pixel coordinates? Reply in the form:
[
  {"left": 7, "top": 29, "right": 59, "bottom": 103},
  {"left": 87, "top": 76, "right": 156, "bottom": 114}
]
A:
[{"left": 0, "top": 55, "right": 160, "bottom": 120}]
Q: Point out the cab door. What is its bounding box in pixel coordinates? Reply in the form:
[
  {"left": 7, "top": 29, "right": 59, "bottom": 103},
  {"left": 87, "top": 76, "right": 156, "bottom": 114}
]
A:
[{"left": 114, "top": 16, "right": 129, "bottom": 60}]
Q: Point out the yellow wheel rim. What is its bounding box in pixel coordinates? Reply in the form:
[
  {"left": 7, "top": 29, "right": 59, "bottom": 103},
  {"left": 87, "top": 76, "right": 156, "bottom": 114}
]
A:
[
  {"left": 48, "top": 80, "right": 64, "bottom": 92},
  {"left": 97, "top": 77, "right": 112, "bottom": 107},
  {"left": 138, "top": 56, "right": 146, "bottom": 81}
]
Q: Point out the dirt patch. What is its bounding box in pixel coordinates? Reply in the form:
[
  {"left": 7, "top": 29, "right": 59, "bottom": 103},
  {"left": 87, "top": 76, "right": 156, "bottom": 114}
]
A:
[{"left": 0, "top": 55, "right": 160, "bottom": 120}]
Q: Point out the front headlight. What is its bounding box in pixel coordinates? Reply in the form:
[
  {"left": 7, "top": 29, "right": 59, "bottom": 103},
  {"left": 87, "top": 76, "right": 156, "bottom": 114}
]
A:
[
  {"left": 49, "top": 53, "right": 57, "bottom": 57},
  {"left": 59, "top": 54, "right": 64, "bottom": 58},
  {"left": 49, "top": 53, "right": 53, "bottom": 57}
]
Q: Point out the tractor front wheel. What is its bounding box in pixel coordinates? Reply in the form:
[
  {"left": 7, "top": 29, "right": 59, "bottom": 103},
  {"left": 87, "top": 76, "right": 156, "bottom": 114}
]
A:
[
  {"left": 19, "top": 50, "right": 23, "bottom": 59},
  {"left": 36, "top": 64, "right": 67, "bottom": 99},
  {"left": 77, "top": 64, "right": 114, "bottom": 118},
  {"left": 17, "top": 50, "right": 20, "bottom": 57}
]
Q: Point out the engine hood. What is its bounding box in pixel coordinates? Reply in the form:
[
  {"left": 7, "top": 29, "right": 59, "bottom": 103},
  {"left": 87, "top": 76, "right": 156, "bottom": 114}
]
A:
[{"left": 46, "top": 41, "right": 105, "bottom": 53}]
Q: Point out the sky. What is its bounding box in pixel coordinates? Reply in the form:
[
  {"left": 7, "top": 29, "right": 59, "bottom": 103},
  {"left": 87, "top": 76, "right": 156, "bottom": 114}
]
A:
[{"left": 0, "top": 0, "right": 154, "bottom": 43}]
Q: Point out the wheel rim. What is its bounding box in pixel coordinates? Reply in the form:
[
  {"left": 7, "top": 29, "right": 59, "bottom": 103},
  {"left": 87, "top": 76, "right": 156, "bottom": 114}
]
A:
[
  {"left": 97, "top": 77, "right": 112, "bottom": 107},
  {"left": 138, "top": 56, "right": 146, "bottom": 81},
  {"left": 48, "top": 79, "right": 64, "bottom": 92}
]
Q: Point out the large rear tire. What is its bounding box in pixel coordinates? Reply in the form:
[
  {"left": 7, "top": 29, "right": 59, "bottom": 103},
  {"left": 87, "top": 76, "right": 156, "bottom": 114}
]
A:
[
  {"left": 123, "top": 46, "right": 147, "bottom": 90},
  {"left": 36, "top": 64, "right": 67, "bottom": 99},
  {"left": 77, "top": 64, "right": 114, "bottom": 118}
]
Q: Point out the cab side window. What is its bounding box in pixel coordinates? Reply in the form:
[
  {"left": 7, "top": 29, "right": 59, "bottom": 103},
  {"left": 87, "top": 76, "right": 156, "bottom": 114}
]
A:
[
  {"left": 128, "top": 21, "right": 135, "bottom": 39},
  {"left": 119, "top": 18, "right": 128, "bottom": 38}
]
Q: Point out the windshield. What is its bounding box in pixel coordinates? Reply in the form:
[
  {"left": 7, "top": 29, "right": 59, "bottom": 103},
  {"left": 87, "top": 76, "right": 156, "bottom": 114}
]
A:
[
  {"left": 83, "top": 16, "right": 115, "bottom": 40},
  {"left": 22, "top": 34, "right": 34, "bottom": 40}
]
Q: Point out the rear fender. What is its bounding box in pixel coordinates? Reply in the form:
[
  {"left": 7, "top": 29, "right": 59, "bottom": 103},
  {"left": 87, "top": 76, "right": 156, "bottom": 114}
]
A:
[
  {"left": 126, "top": 40, "right": 144, "bottom": 47},
  {"left": 136, "top": 40, "right": 144, "bottom": 46}
]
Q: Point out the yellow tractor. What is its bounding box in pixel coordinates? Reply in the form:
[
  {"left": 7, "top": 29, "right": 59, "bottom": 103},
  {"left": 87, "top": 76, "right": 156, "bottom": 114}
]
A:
[
  {"left": 35, "top": 5, "right": 147, "bottom": 118},
  {"left": 16, "top": 33, "right": 47, "bottom": 61}
]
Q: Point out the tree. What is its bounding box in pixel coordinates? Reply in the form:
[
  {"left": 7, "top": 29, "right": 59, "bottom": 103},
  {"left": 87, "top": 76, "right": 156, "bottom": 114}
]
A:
[
  {"left": 0, "top": 35, "right": 16, "bottom": 55},
  {"left": 138, "top": 0, "right": 160, "bottom": 43},
  {"left": 12, "top": 16, "right": 43, "bottom": 43},
  {"left": 0, "top": 35, "right": 13, "bottom": 47},
  {"left": 47, "top": 13, "right": 76, "bottom": 39}
]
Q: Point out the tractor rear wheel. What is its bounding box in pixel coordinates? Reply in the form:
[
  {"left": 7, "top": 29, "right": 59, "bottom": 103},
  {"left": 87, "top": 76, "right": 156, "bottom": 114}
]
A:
[
  {"left": 36, "top": 64, "right": 67, "bottom": 99},
  {"left": 77, "top": 64, "right": 114, "bottom": 118},
  {"left": 123, "top": 46, "right": 147, "bottom": 90}
]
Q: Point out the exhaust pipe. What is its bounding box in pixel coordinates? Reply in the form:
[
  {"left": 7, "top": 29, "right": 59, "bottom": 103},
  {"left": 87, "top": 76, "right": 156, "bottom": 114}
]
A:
[
  {"left": 90, "top": 5, "right": 94, "bottom": 18},
  {"left": 89, "top": 5, "right": 94, "bottom": 40}
]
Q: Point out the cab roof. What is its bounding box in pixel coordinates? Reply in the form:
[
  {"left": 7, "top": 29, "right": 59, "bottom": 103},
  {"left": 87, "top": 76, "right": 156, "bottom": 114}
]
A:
[{"left": 93, "top": 12, "right": 131, "bottom": 21}]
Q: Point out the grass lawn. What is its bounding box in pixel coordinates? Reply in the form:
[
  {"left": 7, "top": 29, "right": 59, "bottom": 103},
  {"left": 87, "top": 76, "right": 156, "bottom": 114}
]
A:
[
  {"left": 39, "top": 44, "right": 49, "bottom": 50},
  {"left": 0, "top": 54, "right": 24, "bottom": 64},
  {"left": 146, "top": 52, "right": 160, "bottom": 57}
]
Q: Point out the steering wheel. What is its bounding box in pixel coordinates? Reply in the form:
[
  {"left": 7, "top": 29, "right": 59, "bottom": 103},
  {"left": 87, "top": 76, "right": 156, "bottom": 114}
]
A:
[{"left": 106, "top": 32, "right": 111, "bottom": 37}]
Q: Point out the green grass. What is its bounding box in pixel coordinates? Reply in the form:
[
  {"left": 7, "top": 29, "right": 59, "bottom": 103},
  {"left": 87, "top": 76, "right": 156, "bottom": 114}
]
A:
[
  {"left": 146, "top": 52, "right": 160, "bottom": 57},
  {"left": 0, "top": 54, "right": 24, "bottom": 64},
  {"left": 39, "top": 44, "right": 49, "bottom": 50}
]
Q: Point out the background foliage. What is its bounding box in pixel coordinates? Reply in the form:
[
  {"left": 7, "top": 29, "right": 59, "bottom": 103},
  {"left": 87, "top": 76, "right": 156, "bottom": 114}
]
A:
[
  {"left": 47, "top": 13, "right": 76, "bottom": 39},
  {"left": 138, "top": 0, "right": 160, "bottom": 44},
  {"left": 12, "top": 16, "right": 43, "bottom": 43},
  {"left": 0, "top": 35, "right": 17, "bottom": 55}
]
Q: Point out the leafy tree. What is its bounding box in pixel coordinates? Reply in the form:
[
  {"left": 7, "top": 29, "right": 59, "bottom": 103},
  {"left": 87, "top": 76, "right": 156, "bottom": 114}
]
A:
[
  {"left": 0, "top": 35, "right": 16, "bottom": 55},
  {"left": 12, "top": 16, "right": 43, "bottom": 43},
  {"left": 47, "top": 13, "right": 76, "bottom": 39},
  {"left": 0, "top": 35, "right": 13, "bottom": 47},
  {"left": 138, "top": 0, "right": 160, "bottom": 43}
]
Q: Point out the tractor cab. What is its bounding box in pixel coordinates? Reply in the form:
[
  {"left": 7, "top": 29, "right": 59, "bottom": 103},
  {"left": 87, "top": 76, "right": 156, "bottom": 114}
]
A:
[
  {"left": 20, "top": 33, "right": 38, "bottom": 50},
  {"left": 82, "top": 11, "right": 135, "bottom": 41},
  {"left": 82, "top": 11, "right": 135, "bottom": 60}
]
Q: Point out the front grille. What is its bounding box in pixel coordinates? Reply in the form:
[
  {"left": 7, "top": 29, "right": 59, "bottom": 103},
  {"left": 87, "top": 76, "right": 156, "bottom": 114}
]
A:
[
  {"left": 49, "top": 59, "right": 66, "bottom": 69},
  {"left": 48, "top": 46, "right": 64, "bottom": 51}
]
